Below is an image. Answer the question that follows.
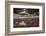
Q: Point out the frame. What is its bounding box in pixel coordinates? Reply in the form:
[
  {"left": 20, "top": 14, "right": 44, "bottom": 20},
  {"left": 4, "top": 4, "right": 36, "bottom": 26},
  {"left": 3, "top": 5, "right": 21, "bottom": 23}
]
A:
[{"left": 5, "top": 1, "right": 45, "bottom": 36}]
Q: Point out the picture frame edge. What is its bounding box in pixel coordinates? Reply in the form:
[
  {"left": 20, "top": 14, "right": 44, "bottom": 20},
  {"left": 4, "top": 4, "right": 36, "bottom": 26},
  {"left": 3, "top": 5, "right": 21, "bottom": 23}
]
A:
[{"left": 5, "top": 1, "right": 45, "bottom": 36}]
